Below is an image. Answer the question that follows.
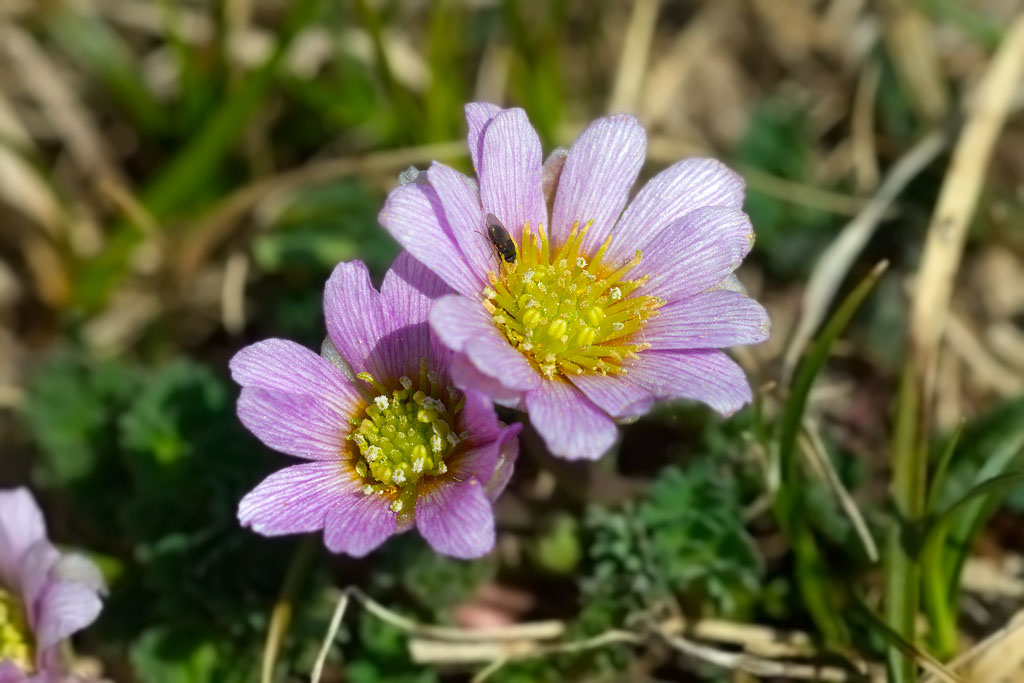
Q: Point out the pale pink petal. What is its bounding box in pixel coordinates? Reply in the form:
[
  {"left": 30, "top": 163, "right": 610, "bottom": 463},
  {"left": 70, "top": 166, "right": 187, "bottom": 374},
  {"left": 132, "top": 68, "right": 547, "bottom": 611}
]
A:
[
  {"left": 19, "top": 541, "right": 59, "bottom": 617},
  {"left": 524, "top": 380, "right": 617, "bottom": 460},
  {"left": 632, "top": 206, "right": 754, "bottom": 302},
  {"left": 457, "top": 390, "right": 502, "bottom": 445},
  {"left": 322, "top": 490, "right": 398, "bottom": 557},
  {"left": 320, "top": 337, "right": 356, "bottom": 381},
  {"left": 542, "top": 147, "right": 568, "bottom": 212},
  {"left": 33, "top": 579, "right": 103, "bottom": 653},
  {"left": 378, "top": 251, "right": 456, "bottom": 380},
  {"left": 449, "top": 405, "right": 521, "bottom": 485},
  {"left": 236, "top": 387, "right": 351, "bottom": 461},
  {"left": 478, "top": 108, "right": 547, "bottom": 244},
  {"left": 448, "top": 353, "right": 524, "bottom": 406},
  {"left": 238, "top": 461, "right": 355, "bottom": 535},
  {"left": 626, "top": 349, "right": 752, "bottom": 416},
  {"left": 426, "top": 162, "right": 497, "bottom": 278},
  {"left": 429, "top": 294, "right": 540, "bottom": 394},
  {"left": 0, "top": 661, "right": 23, "bottom": 683},
  {"left": 568, "top": 373, "right": 655, "bottom": 419},
  {"left": 379, "top": 182, "right": 484, "bottom": 297},
  {"left": 230, "top": 339, "right": 362, "bottom": 408},
  {"left": 482, "top": 426, "right": 521, "bottom": 502},
  {"left": 52, "top": 554, "right": 105, "bottom": 594},
  {"left": 0, "top": 488, "right": 47, "bottom": 585},
  {"left": 465, "top": 102, "right": 501, "bottom": 173},
  {"left": 417, "top": 479, "right": 494, "bottom": 559},
  {"left": 551, "top": 114, "right": 645, "bottom": 254},
  {"left": 607, "top": 158, "right": 745, "bottom": 264},
  {"left": 323, "top": 260, "right": 390, "bottom": 380},
  {"left": 645, "top": 290, "right": 770, "bottom": 351}
]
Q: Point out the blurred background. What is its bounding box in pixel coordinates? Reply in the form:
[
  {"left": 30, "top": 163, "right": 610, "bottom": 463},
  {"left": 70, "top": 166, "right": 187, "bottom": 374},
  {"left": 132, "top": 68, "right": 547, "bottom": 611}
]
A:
[{"left": 2, "top": 0, "right": 1024, "bottom": 681}]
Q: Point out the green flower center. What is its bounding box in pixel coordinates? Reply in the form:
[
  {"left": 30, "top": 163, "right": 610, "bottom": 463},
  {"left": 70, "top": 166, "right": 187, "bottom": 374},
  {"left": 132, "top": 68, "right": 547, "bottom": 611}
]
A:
[
  {"left": 0, "top": 587, "right": 33, "bottom": 672},
  {"left": 484, "top": 220, "right": 663, "bottom": 379},
  {"left": 349, "top": 362, "right": 465, "bottom": 515}
]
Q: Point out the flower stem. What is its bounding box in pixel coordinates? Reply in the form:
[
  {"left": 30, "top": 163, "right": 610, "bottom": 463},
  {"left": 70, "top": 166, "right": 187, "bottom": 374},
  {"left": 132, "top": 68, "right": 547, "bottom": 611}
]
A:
[
  {"left": 884, "top": 362, "right": 927, "bottom": 683},
  {"left": 261, "top": 537, "right": 317, "bottom": 683}
]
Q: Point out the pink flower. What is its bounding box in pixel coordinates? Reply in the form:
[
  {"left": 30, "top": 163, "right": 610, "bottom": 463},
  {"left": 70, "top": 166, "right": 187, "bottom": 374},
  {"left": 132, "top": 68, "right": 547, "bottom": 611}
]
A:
[
  {"left": 231, "top": 253, "right": 520, "bottom": 558},
  {"left": 0, "top": 489, "right": 104, "bottom": 683},
  {"left": 378, "top": 103, "right": 769, "bottom": 460}
]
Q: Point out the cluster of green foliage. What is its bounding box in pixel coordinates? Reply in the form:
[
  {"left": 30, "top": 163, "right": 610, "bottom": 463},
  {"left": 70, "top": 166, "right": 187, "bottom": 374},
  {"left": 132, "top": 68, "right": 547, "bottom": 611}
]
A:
[{"left": 25, "top": 352, "right": 296, "bottom": 681}]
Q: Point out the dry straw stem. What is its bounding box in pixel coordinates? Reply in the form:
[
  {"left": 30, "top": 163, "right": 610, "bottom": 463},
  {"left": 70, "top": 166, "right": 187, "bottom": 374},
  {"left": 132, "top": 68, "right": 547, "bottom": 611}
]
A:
[
  {"left": 607, "top": 0, "right": 661, "bottom": 114},
  {"left": 782, "top": 128, "right": 949, "bottom": 382},
  {"left": 1, "top": 25, "right": 128, "bottom": 189},
  {"left": 920, "top": 608, "right": 1024, "bottom": 683},
  {"left": 641, "top": 0, "right": 734, "bottom": 127},
  {"left": 945, "top": 312, "right": 1024, "bottom": 397},
  {"left": 800, "top": 419, "right": 879, "bottom": 562},
  {"left": 310, "top": 587, "right": 868, "bottom": 683},
  {"left": 875, "top": 0, "right": 949, "bottom": 122},
  {"left": 851, "top": 62, "right": 881, "bottom": 193},
  {"left": 911, "top": 14, "right": 1024, "bottom": 400},
  {"left": 93, "top": 0, "right": 428, "bottom": 91},
  {"left": 220, "top": 250, "right": 249, "bottom": 335},
  {"left": 174, "top": 141, "right": 466, "bottom": 281},
  {"left": 311, "top": 586, "right": 564, "bottom": 683}
]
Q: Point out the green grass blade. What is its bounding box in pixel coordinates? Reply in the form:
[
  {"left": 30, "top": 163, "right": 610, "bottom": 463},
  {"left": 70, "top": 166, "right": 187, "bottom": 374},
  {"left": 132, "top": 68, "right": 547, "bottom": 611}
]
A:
[
  {"left": 778, "top": 261, "right": 888, "bottom": 487},
  {"left": 774, "top": 260, "right": 888, "bottom": 647},
  {"left": 46, "top": 12, "right": 166, "bottom": 133},
  {"left": 926, "top": 422, "right": 965, "bottom": 515}
]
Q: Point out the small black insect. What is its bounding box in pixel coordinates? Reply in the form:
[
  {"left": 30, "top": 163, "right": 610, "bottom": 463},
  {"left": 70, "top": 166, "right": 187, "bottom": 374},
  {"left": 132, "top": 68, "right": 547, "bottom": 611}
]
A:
[{"left": 485, "top": 213, "right": 517, "bottom": 264}]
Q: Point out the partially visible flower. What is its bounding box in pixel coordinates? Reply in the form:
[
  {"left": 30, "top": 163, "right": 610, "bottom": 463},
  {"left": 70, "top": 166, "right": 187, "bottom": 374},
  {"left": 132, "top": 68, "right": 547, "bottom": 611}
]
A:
[
  {"left": 232, "top": 253, "right": 521, "bottom": 559},
  {"left": 380, "top": 103, "right": 769, "bottom": 460},
  {"left": 0, "top": 489, "right": 104, "bottom": 683}
]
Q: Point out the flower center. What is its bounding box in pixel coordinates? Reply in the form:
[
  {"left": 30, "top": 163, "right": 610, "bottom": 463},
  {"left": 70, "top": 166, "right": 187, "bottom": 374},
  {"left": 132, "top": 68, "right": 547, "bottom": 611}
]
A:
[
  {"left": 483, "top": 221, "right": 663, "bottom": 379},
  {"left": 0, "top": 587, "right": 33, "bottom": 672},
  {"left": 349, "top": 361, "right": 465, "bottom": 514}
]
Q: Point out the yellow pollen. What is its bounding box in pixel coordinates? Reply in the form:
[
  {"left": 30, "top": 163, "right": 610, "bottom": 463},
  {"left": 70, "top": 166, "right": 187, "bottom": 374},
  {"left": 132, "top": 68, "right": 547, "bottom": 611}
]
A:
[
  {"left": 0, "top": 588, "right": 33, "bottom": 673},
  {"left": 482, "top": 220, "right": 662, "bottom": 377},
  {"left": 350, "top": 362, "right": 464, "bottom": 520}
]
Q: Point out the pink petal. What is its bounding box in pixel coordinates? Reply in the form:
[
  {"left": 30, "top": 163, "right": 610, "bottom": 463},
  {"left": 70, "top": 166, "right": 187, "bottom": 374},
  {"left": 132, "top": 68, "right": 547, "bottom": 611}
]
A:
[
  {"left": 429, "top": 294, "right": 540, "bottom": 394},
  {"left": 482, "top": 425, "right": 521, "bottom": 502},
  {"left": 238, "top": 460, "right": 355, "bottom": 535},
  {"left": 230, "top": 339, "right": 362, "bottom": 407},
  {"left": 632, "top": 206, "right": 754, "bottom": 302},
  {"left": 426, "top": 162, "right": 497, "bottom": 278},
  {"left": 236, "top": 387, "right": 351, "bottom": 460},
  {"left": 568, "top": 373, "right": 655, "bottom": 419},
  {"left": 0, "top": 662, "right": 23, "bottom": 683},
  {"left": 416, "top": 479, "right": 494, "bottom": 559},
  {"left": 551, "top": 114, "right": 646, "bottom": 255},
  {"left": 20, "top": 540, "right": 60, "bottom": 618},
  {"left": 524, "top": 380, "right": 617, "bottom": 460},
  {"left": 542, "top": 147, "right": 568, "bottom": 211},
  {"left": 52, "top": 554, "right": 105, "bottom": 594},
  {"left": 465, "top": 102, "right": 501, "bottom": 173},
  {"left": 0, "top": 488, "right": 47, "bottom": 586},
  {"left": 478, "top": 108, "right": 547, "bottom": 245},
  {"left": 379, "top": 182, "right": 485, "bottom": 297},
  {"left": 323, "top": 261, "right": 390, "bottom": 380},
  {"left": 323, "top": 490, "right": 398, "bottom": 557},
  {"left": 627, "top": 349, "right": 753, "bottom": 416},
  {"left": 448, "top": 352, "right": 524, "bottom": 406},
  {"left": 645, "top": 289, "right": 770, "bottom": 351},
  {"left": 33, "top": 578, "right": 103, "bottom": 653},
  {"left": 607, "top": 158, "right": 745, "bottom": 264},
  {"left": 449, "top": 400, "right": 522, "bottom": 485},
  {"left": 379, "top": 251, "right": 456, "bottom": 379}
]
